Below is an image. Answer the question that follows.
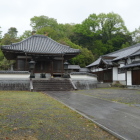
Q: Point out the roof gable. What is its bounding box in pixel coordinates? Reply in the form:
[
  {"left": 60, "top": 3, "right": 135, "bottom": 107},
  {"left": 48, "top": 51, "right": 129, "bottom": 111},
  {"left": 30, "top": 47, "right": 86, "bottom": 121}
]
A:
[{"left": 1, "top": 35, "right": 80, "bottom": 55}]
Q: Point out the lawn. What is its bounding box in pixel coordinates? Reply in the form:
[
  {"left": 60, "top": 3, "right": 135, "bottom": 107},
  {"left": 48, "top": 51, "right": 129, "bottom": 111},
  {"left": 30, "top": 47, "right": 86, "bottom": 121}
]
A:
[{"left": 0, "top": 91, "right": 118, "bottom": 140}]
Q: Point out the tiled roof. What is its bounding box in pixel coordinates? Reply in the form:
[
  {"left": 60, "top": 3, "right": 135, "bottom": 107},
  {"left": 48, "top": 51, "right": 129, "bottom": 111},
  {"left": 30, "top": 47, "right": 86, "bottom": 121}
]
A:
[
  {"left": 129, "top": 49, "right": 140, "bottom": 57},
  {"left": 110, "top": 43, "right": 140, "bottom": 61},
  {"left": 87, "top": 43, "right": 140, "bottom": 67},
  {"left": 101, "top": 59, "right": 113, "bottom": 65},
  {"left": 68, "top": 65, "right": 80, "bottom": 70},
  {"left": 121, "top": 61, "right": 140, "bottom": 69},
  {"left": 1, "top": 35, "right": 80, "bottom": 55},
  {"left": 86, "top": 57, "right": 101, "bottom": 67}
]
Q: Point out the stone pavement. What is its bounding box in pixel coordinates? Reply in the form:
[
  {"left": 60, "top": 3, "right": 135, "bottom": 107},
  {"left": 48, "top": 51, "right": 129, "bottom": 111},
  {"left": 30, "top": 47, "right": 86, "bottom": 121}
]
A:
[{"left": 45, "top": 90, "right": 140, "bottom": 140}]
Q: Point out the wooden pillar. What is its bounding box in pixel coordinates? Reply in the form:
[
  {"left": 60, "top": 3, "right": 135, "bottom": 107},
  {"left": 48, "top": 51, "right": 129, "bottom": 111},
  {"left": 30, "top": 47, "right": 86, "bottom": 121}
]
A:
[
  {"left": 25, "top": 53, "right": 27, "bottom": 71},
  {"left": 16, "top": 57, "right": 18, "bottom": 71},
  {"left": 61, "top": 54, "right": 64, "bottom": 77},
  {"left": 51, "top": 60, "right": 53, "bottom": 77}
]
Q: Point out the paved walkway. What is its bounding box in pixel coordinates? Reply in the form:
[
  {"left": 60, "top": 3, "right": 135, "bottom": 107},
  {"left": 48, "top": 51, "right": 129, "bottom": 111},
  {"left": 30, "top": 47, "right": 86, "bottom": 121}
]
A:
[{"left": 45, "top": 90, "right": 140, "bottom": 140}]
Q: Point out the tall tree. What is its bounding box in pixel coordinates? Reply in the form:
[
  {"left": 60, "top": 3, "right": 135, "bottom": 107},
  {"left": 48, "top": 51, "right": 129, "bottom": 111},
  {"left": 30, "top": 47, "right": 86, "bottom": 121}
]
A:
[
  {"left": 57, "top": 23, "right": 75, "bottom": 38},
  {"left": 72, "top": 12, "right": 132, "bottom": 58},
  {"left": 7, "top": 27, "right": 18, "bottom": 39},
  {"left": 30, "top": 15, "right": 58, "bottom": 31},
  {"left": 1, "top": 27, "right": 20, "bottom": 45}
]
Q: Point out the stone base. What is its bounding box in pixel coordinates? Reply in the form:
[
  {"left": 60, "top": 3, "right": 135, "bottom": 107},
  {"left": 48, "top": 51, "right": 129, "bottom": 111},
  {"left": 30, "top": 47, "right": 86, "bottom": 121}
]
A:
[{"left": 0, "top": 80, "right": 30, "bottom": 91}]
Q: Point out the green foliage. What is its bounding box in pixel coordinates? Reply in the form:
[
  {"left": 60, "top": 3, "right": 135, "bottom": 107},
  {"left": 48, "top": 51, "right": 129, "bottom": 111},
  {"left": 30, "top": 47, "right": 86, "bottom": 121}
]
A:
[
  {"left": 58, "top": 38, "right": 94, "bottom": 67},
  {"left": 93, "top": 40, "right": 107, "bottom": 57},
  {"left": 132, "top": 26, "right": 140, "bottom": 43},
  {"left": 0, "top": 12, "right": 138, "bottom": 69},
  {"left": 1, "top": 33, "right": 20, "bottom": 45},
  {"left": 0, "top": 50, "right": 4, "bottom": 61},
  {"left": 30, "top": 15, "right": 58, "bottom": 31},
  {"left": 36, "top": 26, "right": 60, "bottom": 40},
  {"left": 20, "top": 30, "right": 32, "bottom": 40},
  {"left": 0, "top": 57, "right": 15, "bottom": 70},
  {"left": 57, "top": 23, "right": 75, "bottom": 38},
  {"left": 7, "top": 27, "right": 18, "bottom": 38},
  {"left": 72, "top": 12, "right": 132, "bottom": 59},
  {"left": 1, "top": 27, "right": 21, "bottom": 45},
  {"left": 0, "top": 27, "right": 19, "bottom": 70}
]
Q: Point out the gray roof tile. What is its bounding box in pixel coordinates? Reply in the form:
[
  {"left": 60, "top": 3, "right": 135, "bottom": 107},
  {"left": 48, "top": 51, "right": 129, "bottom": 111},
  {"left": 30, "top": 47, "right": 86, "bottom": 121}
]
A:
[
  {"left": 86, "top": 57, "right": 101, "bottom": 67},
  {"left": 121, "top": 61, "right": 140, "bottom": 69},
  {"left": 2, "top": 35, "right": 80, "bottom": 55},
  {"left": 87, "top": 43, "right": 140, "bottom": 67},
  {"left": 129, "top": 49, "right": 140, "bottom": 57}
]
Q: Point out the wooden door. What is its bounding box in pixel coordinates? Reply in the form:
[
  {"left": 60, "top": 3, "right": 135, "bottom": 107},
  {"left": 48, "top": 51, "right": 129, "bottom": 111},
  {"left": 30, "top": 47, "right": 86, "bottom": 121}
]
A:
[
  {"left": 132, "top": 69, "right": 140, "bottom": 85},
  {"left": 103, "top": 69, "right": 113, "bottom": 83}
]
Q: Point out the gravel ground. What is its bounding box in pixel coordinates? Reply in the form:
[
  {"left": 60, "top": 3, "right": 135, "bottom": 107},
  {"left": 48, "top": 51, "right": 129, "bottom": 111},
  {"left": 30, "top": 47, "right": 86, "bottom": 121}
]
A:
[{"left": 75, "top": 88, "right": 140, "bottom": 105}]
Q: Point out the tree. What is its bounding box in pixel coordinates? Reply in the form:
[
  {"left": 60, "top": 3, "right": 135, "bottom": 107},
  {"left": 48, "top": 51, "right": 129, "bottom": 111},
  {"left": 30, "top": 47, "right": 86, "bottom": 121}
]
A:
[
  {"left": 20, "top": 30, "right": 32, "bottom": 40},
  {"left": 30, "top": 15, "right": 58, "bottom": 31},
  {"left": 132, "top": 26, "right": 140, "bottom": 43},
  {"left": 0, "top": 57, "right": 15, "bottom": 70},
  {"left": 1, "top": 27, "right": 20, "bottom": 45},
  {"left": 58, "top": 38, "right": 94, "bottom": 67},
  {"left": 7, "top": 27, "right": 18, "bottom": 38},
  {"left": 36, "top": 26, "right": 60, "bottom": 40},
  {"left": 72, "top": 12, "right": 132, "bottom": 58},
  {"left": 98, "top": 12, "right": 128, "bottom": 41},
  {"left": 57, "top": 23, "right": 75, "bottom": 38},
  {"left": 0, "top": 27, "right": 19, "bottom": 70}
]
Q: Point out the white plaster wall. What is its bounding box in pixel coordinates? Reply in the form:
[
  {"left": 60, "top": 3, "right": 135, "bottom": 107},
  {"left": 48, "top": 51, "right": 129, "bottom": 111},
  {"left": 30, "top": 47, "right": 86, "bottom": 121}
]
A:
[
  {"left": 113, "top": 67, "right": 118, "bottom": 81},
  {"left": 98, "top": 68, "right": 103, "bottom": 71},
  {"left": 127, "top": 57, "right": 132, "bottom": 64},
  {"left": 113, "top": 67, "right": 126, "bottom": 85},
  {"left": 127, "top": 71, "right": 132, "bottom": 85},
  {"left": 119, "top": 63, "right": 125, "bottom": 68},
  {"left": 91, "top": 67, "right": 103, "bottom": 72},
  {"left": 70, "top": 75, "right": 97, "bottom": 81},
  {"left": 0, "top": 74, "right": 30, "bottom": 79},
  {"left": 118, "top": 73, "right": 125, "bottom": 80}
]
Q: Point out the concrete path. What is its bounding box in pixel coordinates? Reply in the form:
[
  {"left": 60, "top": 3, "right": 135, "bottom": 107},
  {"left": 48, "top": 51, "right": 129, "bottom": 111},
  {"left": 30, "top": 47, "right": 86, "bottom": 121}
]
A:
[{"left": 45, "top": 91, "right": 140, "bottom": 140}]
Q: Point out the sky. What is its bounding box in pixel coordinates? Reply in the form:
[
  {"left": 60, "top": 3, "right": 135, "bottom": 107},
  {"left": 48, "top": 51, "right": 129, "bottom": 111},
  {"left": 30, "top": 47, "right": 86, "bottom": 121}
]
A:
[{"left": 0, "top": 0, "right": 140, "bottom": 36}]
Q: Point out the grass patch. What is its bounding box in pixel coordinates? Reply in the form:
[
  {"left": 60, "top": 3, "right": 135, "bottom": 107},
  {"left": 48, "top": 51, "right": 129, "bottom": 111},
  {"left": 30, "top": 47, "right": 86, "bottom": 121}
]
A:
[{"left": 0, "top": 91, "right": 118, "bottom": 140}]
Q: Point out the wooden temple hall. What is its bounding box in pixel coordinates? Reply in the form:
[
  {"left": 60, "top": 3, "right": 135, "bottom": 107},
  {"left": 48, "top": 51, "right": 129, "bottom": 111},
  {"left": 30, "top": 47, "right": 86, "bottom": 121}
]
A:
[{"left": 1, "top": 35, "right": 80, "bottom": 78}]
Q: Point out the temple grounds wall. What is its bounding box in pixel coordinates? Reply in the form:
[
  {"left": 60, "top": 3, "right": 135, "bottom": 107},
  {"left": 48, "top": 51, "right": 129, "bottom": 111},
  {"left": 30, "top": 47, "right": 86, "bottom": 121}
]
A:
[{"left": 0, "top": 71, "right": 30, "bottom": 91}]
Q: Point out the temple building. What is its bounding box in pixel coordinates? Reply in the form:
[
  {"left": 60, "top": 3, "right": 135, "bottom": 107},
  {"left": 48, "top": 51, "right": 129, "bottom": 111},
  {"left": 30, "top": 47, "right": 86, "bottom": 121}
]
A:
[
  {"left": 1, "top": 35, "right": 80, "bottom": 78},
  {"left": 87, "top": 43, "right": 140, "bottom": 87}
]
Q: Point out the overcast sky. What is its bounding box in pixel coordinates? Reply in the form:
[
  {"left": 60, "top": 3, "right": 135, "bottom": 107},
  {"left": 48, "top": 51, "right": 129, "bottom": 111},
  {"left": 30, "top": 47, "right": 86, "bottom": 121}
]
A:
[{"left": 0, "top": 0, "right": 140, "bottom": 36}]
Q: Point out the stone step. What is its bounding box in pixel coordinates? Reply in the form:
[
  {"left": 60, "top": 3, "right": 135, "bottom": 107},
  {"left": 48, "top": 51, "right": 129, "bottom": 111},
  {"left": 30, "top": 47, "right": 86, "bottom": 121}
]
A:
[{"left": 33, "top": 79, "right": 74, "bottom": 91}]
